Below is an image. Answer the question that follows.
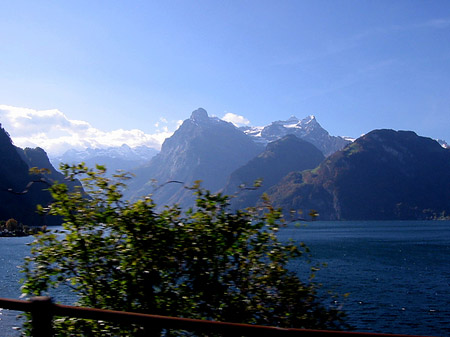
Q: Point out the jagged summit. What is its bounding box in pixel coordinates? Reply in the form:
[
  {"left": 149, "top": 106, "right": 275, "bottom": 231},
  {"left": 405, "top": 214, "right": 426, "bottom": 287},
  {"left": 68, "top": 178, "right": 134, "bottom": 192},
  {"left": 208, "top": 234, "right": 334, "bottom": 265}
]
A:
[
  {"left": 302, "top": 115, "right": 316, "bottom": 123},
  {"left": 280, "top": 115, "right": 316, "bottom": 126},
  {"left": 241, "top": 114, "right": 349, "bottom": 156},
  {"left": 190, "top": 108, "right": 209, "bottom": 122},
  {"left": 126, "top": 107, "right": 263, "bottom": 207},
  {"left": 286, "top": 115, "right": 299, "bottom": 123}
]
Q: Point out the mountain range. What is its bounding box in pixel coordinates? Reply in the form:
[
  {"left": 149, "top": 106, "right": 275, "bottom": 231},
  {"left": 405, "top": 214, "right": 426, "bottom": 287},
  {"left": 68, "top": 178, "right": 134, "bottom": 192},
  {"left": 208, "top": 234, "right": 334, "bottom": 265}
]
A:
[
  {"left": 267, "top": 129, "right": 450, "bottom": 220},
  {"left": 122, "top": 108, "right": 449, "bottom": 220},
  {"left": 51, "top": 144, "right": 158, "bottom": 175},
  {"left": 123, "top": 109, "right": 353, "bottom": 205},
  {"left": 1, "top": 108, "right": 449, "bottom": 222},
  {"left": 240, "top": 115, "right": 351, "bottom": 156}
]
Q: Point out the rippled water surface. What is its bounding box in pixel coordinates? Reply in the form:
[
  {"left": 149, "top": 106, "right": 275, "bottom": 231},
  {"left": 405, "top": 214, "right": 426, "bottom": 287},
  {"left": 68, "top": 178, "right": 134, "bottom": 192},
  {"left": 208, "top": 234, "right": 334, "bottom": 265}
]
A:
[
  {"left": 0, "top": 236, "right": 33, "bottom": 336},
  {"left": 1, "top": 221, "right": 449, "bottom": 336},
  {"left": 278, "top": 220, "right": 450, "bottom": 337}
]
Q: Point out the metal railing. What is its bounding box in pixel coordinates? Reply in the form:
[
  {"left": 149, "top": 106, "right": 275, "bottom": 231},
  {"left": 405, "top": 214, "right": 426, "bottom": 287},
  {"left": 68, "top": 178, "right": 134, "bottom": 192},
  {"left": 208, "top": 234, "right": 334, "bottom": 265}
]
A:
[{"left": 0, "top": 297, "right": 435, "bottom": 337}]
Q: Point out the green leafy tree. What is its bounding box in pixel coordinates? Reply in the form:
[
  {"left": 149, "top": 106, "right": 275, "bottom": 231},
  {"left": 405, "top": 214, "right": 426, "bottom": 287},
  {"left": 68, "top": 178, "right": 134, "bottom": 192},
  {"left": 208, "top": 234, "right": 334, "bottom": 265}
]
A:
[{"left": 22, "top": 164, "right": 346, "bottom": 336}]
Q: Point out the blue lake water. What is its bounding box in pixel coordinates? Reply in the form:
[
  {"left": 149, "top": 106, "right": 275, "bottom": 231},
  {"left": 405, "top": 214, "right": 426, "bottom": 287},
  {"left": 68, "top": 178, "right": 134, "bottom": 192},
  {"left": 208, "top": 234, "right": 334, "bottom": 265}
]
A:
[
  {"left": 0, "top": 235, "right": 34, "bottom": 336},
  {"left": 278, "top": 220, "right": 450, "bottom": 337},
  {"left": 0, "top": 221, "right": 449, "bottom": 336}
]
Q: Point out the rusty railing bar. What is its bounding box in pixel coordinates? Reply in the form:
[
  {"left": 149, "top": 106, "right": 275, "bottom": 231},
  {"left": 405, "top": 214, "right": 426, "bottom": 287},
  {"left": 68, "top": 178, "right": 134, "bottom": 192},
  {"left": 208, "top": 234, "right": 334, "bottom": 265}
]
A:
[{"left": 0, "top": 297, "right": 437, "bottom": 337}]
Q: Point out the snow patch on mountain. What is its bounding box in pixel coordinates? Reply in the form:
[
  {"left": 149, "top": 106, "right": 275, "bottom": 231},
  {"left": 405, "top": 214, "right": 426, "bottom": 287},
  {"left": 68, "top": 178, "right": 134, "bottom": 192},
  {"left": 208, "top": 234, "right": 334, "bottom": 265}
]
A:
[
  {"left": 50, "top": 144, "right": 158, "bottom": 173},
  {"left": 437, "top": 139, "right": 449, "bottom": 149},
  {"left": 240, "top": 115, "right": 350, "bottom": 156}
]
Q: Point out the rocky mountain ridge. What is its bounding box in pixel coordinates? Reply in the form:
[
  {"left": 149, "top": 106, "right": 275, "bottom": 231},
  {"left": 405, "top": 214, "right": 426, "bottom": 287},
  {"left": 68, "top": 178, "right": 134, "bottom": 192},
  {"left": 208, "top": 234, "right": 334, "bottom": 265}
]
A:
[
  {"left": 267, "top": 129, "right": 450, "bottom": 220},
  {"left": 240, "top": 115, "right": 350, "bottom": 156},
  {"left": 51, "top": 144, "right": 158, "bottom": 174},
  {"left": 17, "top": 146, "right": 83, "bottom": 194},
  {"left": 222, "top": 134, "right": 324, "bottom": 210},
  {"left": 125, "top": 108, "right": 263, "bottom": 207},
  {"left": 2, "top": 107, "right": 449, "bottom": 221}
]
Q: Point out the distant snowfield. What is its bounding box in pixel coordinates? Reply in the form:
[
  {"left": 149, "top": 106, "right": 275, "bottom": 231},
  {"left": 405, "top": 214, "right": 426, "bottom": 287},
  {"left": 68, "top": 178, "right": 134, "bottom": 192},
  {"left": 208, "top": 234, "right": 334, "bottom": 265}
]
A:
[{"left": 50, "top": 144, "right": 159, "bottom": 174}]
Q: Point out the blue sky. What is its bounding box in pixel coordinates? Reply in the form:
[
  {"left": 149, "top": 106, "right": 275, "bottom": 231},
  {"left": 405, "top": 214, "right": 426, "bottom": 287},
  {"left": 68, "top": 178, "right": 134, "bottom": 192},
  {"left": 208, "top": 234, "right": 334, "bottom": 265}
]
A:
[{"left": 0, "top": 1, "right": 449, "bottom": 154}]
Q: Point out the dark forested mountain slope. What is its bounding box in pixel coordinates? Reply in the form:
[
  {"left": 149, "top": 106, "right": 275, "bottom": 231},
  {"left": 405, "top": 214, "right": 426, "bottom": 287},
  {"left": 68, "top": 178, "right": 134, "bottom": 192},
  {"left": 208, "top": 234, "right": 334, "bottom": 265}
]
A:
[
  {"left": 222, "top": 134, "right": 324, "bottom": 209},
  {"left": 16, "top": 146, "right": 83, "bottom": 193},
  {"left": 125, "top": 108, "right": 263, "bottom": 207},
  {"left": 0, "top": 126, "right": 55, "bottom": 225},
  {"left": 267, "top": 129, "right": 450, "bottom": 220}
]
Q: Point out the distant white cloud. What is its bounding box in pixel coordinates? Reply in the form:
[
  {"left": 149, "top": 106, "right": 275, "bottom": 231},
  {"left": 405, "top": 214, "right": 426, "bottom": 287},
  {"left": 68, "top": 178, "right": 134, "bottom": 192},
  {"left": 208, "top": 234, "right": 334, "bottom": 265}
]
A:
[
  {"left": 0, "top": 105, "right": 179, "bottom": 156},
  {"left": 417, "top": 18, "right": 450, "bottom": 29},
  {"left": 222, "top": 112, "right": 250, "bottom": 127},
  {"left": 154, "top": 117, "right": 169, "bottom": 128}
]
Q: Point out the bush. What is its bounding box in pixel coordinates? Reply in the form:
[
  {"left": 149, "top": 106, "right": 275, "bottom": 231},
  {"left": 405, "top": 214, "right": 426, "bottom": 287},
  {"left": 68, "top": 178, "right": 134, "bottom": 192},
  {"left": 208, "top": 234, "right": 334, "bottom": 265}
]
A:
[{"left": 21, "top": 164, "right": 346, "bottom": 336}]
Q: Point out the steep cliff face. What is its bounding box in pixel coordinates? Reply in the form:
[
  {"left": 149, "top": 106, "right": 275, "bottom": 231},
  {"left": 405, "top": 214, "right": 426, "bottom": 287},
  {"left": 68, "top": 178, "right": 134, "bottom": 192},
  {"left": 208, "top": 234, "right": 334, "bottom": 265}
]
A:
[
  {"left": 16, "top": 146, "right": 84, "bottom": 193},
  {"left": 267, "top": 129, "right": 450, "bottom": 220},
  {"left": 222, "top": 134, "right": 324, "bottom": 209},
  {"left": 126, "top": 108, "right": 263, "bottom": 207},
  {"left": 0, "top": 126, "right": 54, "bottom": 225}
]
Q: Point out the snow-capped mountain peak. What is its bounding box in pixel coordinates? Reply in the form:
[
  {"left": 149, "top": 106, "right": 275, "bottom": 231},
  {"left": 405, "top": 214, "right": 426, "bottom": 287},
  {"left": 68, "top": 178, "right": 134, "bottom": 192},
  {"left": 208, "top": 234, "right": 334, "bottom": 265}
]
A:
[
  {"left": 286, "top": 115, "right": 300, "bottom": 123},
  {"left": 50, "top": 145, "right": 158, "bottom": 174},
  {"left": 240, "top": 115, "right": 350, "bottom": 156}
]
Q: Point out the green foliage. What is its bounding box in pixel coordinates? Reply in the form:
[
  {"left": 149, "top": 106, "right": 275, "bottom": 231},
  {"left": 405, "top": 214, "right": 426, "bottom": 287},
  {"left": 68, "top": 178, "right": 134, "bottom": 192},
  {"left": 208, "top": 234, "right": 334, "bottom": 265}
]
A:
[{"left": 21, "top": 164, "right": 346, "bottom": 336}]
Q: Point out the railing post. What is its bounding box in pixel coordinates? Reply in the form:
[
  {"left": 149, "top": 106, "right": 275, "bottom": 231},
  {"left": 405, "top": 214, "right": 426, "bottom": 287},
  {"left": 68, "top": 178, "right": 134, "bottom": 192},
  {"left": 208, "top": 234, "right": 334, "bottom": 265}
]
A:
[{"left": 30, "top": 296, "right": 54, "bottom": 337}]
